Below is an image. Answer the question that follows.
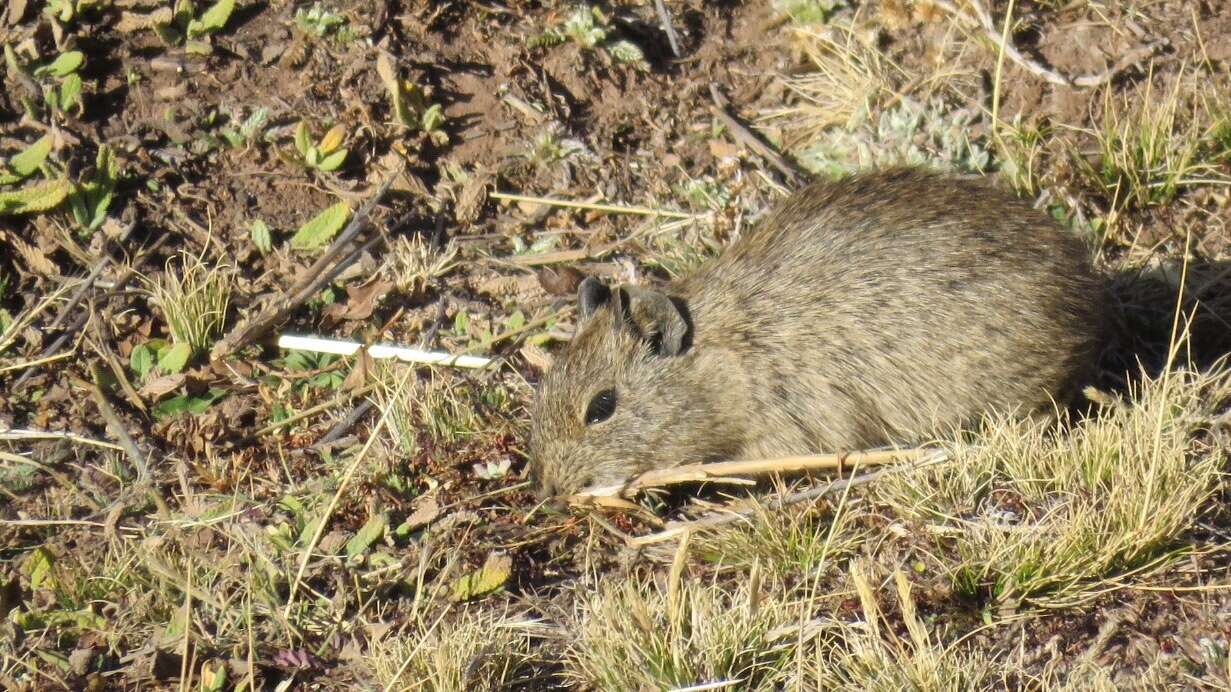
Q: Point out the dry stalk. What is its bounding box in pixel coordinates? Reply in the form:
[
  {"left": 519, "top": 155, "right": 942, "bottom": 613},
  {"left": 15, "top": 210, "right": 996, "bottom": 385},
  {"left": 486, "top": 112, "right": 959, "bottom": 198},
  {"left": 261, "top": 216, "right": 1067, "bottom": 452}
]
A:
[{"left": 571, "top": 447, "right": 924, "bottom": 501}]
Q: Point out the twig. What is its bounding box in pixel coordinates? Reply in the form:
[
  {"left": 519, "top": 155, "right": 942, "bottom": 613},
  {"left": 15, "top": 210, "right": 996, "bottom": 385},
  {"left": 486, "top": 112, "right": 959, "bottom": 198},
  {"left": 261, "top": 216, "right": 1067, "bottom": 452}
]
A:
[
  {"left": 0, "top": 428, "right": 124, "bottom": 451},
  {"left": 935, "top": 0, "right": 1166, "bottom": 89},
  {"left": 490, "top": 191, "right": 698, "bottom": 219},
  {"left": 653, "top": 0, "right": 682, "bottom": 58},
  {"left": 708, "top": 83, "right": 807, "bottom": 187},
  {"left": 503, "top": 241, "right": 624, "bottom": 267},
  {"left": 14, "top": 231, "right": 170, "bottom": 387},
  {"left": 252, "top": 382, "right": 376, "bottom": 438},
  {"left": 628, "top": 451, "right": 950, "bottom": 546},
  {"left": 573, "top": 447, "right": 923, "bottom": 500},
  {"left": 210, "top": 172, "right": 399, "bottom": 361},
  {"left": 312, "top": 400, "right": 373, "bottom": 450},
  {"left": 0, "top": 351, "right": 73, "bottom": 375},
  {"left": 89, "top": 368, "right": 150, "bottom": 481}
]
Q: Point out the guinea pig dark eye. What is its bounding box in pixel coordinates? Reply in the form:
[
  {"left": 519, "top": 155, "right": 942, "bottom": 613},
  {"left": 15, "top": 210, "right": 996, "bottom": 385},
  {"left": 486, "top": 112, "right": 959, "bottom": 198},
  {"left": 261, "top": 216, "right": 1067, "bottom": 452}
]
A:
[{"left": 584, "top": 389, "right": 618, "bottom": 425}]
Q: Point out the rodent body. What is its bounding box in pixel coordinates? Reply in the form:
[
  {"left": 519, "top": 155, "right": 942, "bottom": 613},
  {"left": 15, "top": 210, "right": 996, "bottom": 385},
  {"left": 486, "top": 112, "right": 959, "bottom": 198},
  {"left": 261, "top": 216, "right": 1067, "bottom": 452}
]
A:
[{"left": 530, "top": 169, "right": 1105, "bottom": 497}]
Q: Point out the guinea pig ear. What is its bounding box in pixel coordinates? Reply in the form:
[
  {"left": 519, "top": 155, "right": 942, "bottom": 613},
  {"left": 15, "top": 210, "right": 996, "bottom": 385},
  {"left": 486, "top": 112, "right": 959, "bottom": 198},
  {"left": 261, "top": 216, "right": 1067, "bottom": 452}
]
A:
[
  {"left": 577, "top": 277, "right": 612, "bottom": 320},
  {"left": 619, "top": 285, "right": 691, "bottom": 356}
]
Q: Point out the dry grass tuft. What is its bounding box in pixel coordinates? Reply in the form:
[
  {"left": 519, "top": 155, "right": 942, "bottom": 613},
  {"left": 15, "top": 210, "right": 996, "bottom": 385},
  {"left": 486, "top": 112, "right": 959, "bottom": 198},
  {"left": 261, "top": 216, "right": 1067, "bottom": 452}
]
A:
[
  {"left": 145, "top": 251, "right": 233, "bottom": 355},
  {"left": 566, "top": 576, "right": 795, "bottom": 690},
  {"left": 383, "top": 234, "right": 460, "bottom": 297},
  {"left": 766, "top": 24, "right": 901, "bottom": 146},
  {"left": 691, "top": 485, "right": 865, "bottom": 579},
  {"left": 367, "top": 608, "right": 543, "bottom": 692},
  {"left": 1086, "top": 77, "right": 1227, "bottom": 213},
  {"left": 878, "top": 365, "right": 1231, "bottom": 609},
  {"left": 797, "top": 563, "right": 1005, "bottom": 690}
]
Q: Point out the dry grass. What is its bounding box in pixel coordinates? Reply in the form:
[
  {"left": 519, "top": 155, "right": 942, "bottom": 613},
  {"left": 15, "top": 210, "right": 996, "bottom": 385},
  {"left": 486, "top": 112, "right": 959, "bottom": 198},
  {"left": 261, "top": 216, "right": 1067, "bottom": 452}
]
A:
[
  {"left": 367, "top": 608, "right": 544, "bottom": 692},
  {"left": 691, "top": 483, "right": 865, "bottom": 579},
  {"left": 766, "top": 24, "right": 902, "bottom": 147},
  {"left": 566, "top": 575, "right": 796, "bottom": 690},
  {"left": 877, "top": 365, "right": 1231, "bottom": 609},
  {"left": 145, "top": 251, "right": 234, "bottom": 356},
  {"left": 383, "top": 233, "right": 460, "bottom": 298},
  {"left": 1076, "top": 72, "right": 1231, "bottom": 230},
  {"left": 797, "top": 564, "right": 1006, "bottom": 691}
]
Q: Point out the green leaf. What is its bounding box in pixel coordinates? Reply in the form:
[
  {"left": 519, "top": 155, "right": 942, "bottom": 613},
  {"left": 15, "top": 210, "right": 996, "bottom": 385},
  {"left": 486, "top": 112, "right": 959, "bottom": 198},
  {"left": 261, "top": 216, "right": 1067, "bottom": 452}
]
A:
[
  {"left": 505, "top": 310, "right": 525, "bottom": 331},
  {"left": 0, "top": 179, "right": 72, "bottom": 215},
  {"left": 250, "top": 219, "right": 272, "bottom": 254},
  {"left": 186, "top": 0, "right": 233, "bottom": 37},
  {"left": 152, "top": 388, "right": 225, "bottom": 419},
  {"left": 7, "top": 135, "right": 53, "bottom": 177},
  {"left": 130, "top": 343, "right": 155, "bottom": 378},
  {"left": 58, "top": 73, "right": 82, "bottom": 111},
  {"left": 290, "top": 201, "right": 350, "bottom": 251},
  {"left": 450, "top": 553, "right": 511, "bottom": 601},
  {"left": 25, "top": 546, "right": 57, "bottom": 590},
  {"left": 187, "top": 387, "right": 226, "bottom": 413},
  {"left": 157, "top": 342, "right": 192, "bottom": 373},
  {"left": 294, "top": 121, "right": 311, "bottom": 158},
  {"left": 345, "top": 514, "right": 387, "bottom": 558},
  {"left": 317, "top": 148, "right": 347, "bottom": 172},
  {"left": 36, "top": 51, "right": 84, "bottom": 78},
  {"left": 453, "top": 309, "right": 469, "bottom": 335}
]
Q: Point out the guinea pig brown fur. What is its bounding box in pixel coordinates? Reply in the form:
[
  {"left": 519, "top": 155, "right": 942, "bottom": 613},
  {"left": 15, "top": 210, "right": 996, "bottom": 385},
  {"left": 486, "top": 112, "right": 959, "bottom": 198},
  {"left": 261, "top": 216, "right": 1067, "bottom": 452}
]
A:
[{"left": 529, "top": 168, "right": 1106, "bottom": 497}]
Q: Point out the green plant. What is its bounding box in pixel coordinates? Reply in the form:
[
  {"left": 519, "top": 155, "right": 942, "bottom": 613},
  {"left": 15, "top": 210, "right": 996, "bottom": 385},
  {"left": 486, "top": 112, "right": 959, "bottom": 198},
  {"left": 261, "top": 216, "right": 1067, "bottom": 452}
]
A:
[
  {"left": 217, "top": 107, "right": 270, "bottom": 149},
  {"left": 153, "top": 0, "right": 235, "bottom": 48},
  {"left": 995, "top": 115, "right": 1051, "bottom": 196},
  {"left": 376, "top": 54, "right": 448, "bottom": 145},
  {"left": 293, "top": 121, "right": 349, "bottom": 172},
  {"left": 44, "top": 0, "right": 106, "bottom": 24},
  {"left": 773, "top": 0, "right": 844, "bottom": 24},
  {"left": 4, "top": 46, "right": 85, "bottom": 117},
  {"left": 145, "top": 252, "right": 234, "bottom": 360},
  {"left": 528, "top": 5, "right": 646, "bottom": 67},
  {"left": 68, "top": 144, "right": 118, "bottom": 231},
  {"left": 294, "top": 3, "right": 350, "bottom": 40}
]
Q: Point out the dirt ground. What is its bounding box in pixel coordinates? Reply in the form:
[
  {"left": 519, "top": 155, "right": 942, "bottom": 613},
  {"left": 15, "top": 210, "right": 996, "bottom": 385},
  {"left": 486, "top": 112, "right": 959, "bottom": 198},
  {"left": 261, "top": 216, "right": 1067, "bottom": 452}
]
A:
[{"left": 3, "top": 0, "right": 1231, "bottom": 689}]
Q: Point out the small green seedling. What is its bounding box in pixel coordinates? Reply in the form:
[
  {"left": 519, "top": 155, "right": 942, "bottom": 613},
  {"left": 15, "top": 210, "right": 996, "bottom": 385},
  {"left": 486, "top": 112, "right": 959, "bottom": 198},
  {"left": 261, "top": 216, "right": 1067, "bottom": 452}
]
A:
[
  {"left": 250, "top": 219, "right": 272, "bottom": 255},
  {"left": 5, "top": 46, "right": 85, "bottom": 117},
  {"left": 773, "top": 0, "right": 844, "bottom": 24},
  {"left": 0, "top": 135, "right": 54, "bottom": 186},
  {"left": 293, "top": 121, "right": 349, "bottom": 172},
  {"left": 153, "top": 0, "right": 235, "bottom": 50},
  {"left": 294, "top": 3, "right": 348, "bottom": 39},
  {"left": 218, "top": 107, "right": 270, "bottom": 149},
  {"left": 68, "top": 144, "right": 117, "bottom": 232},
  {"left": 375, "top": 54, "right": 448, "bottom": 145},
  {"left": 44, "top": 0, "right": 106, "bottom": 25},
  {"left": 528, "top": 6, "right": 646, "bottom": 67}
]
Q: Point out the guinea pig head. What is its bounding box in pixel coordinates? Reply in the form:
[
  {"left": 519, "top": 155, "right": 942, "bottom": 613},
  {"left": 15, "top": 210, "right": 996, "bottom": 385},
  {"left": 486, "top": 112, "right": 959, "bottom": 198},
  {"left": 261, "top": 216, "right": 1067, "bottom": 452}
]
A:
[{"left": 529, "top": 277, "right": 700, "bottom": 498}]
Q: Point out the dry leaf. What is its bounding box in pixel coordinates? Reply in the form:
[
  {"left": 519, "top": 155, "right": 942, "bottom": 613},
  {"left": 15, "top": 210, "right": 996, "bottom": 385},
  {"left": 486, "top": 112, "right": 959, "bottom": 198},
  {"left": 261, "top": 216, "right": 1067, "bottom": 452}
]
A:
[
  {"left": 340, "top": 348, "right": 373, "bottom": 393},
  {"left": 455, "top": 167, "right": 493, "bottom": 224},
  {"left": 139, "top": 373, "right": 186, "bottom": 400},
  {"left": 10, "top": 235, "right": 59, "bottom": 277},
  {"left": 535, "top": 265, "right": 585, "bottom": 296},
  {"left": 403, "top": 496, "right": 440, "bottom": 530},
  {"left": 321, "top": 279, "right": 394, "bottom": 322}
]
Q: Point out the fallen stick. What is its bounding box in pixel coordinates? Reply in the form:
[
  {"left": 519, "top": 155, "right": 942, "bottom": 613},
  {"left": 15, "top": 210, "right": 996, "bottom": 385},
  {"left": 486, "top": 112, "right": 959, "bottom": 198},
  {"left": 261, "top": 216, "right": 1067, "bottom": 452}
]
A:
[
  {"left": 708, "top": 83, "right": 807, "bottom": 188},
  {"left": 210, "top": 172, "right": 398, "bottom": 361},
  {"left": 276, "top": 334, "right": 493, "bottom": 369},
  {"left": 490, "top": 191, "right": 698, "bottom": 220},
  {"left": 628, "top": 450, "right": 950, "bottom": 546},
  {"left": 572, "top": 447, "right": 923, "bottom": 500}
]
